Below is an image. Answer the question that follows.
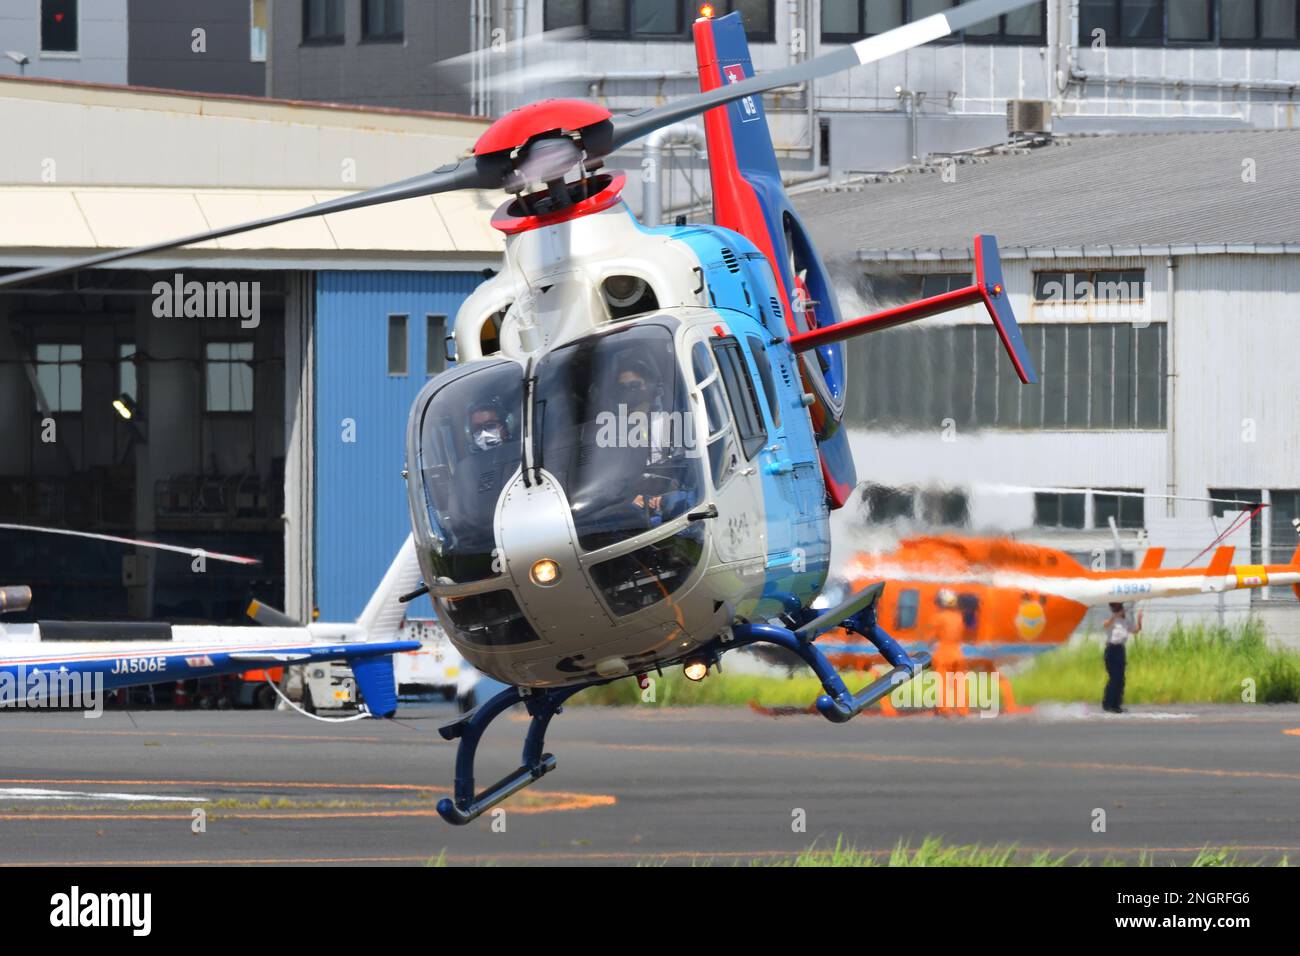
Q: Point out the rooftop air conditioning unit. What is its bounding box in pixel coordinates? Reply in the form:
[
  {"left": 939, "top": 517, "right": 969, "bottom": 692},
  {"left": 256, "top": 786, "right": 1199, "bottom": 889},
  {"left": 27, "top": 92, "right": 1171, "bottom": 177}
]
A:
[{"left": 1007, "top": 99, "right": 1052, "bottom": 136}]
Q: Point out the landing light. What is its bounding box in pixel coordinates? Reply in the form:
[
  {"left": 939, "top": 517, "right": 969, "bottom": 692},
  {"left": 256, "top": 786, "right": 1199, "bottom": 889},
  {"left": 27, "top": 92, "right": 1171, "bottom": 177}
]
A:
[
  {"left": 530, "top": 558, "right": 561, "bottom": 587},
  {"left": 683, "top": 658, "right": 709, "bottom": 682}
]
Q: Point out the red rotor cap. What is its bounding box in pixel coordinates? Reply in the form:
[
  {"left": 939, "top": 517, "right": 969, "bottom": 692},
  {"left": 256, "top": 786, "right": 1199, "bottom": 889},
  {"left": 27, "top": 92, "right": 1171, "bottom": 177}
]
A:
[{"left": 474, "top": 99, "right": 614, "bottom": 156}]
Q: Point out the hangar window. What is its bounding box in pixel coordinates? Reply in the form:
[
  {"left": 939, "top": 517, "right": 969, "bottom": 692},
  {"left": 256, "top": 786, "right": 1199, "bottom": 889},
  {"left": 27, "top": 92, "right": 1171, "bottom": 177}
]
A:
[
  {"left": 250, "top": 0, "right": 268, "bottom": 61},
  {"left": 1034, "top": 492, "right": 1085, "bottom": 529},
  {"left": 1034, "top": 270, "right": 1146, "bottom": 308},
  {"left": 822, "top": 1, "right": 1042, "bottom": 44},
  {"left": 922, "top": 489, "right": 969, "bottom": 526},
  {"left": 845, "top": 321, "right": 1166, "bottom": 431},
  {"left": 1268, "top": 490, "right": 1300, "bottom": 565},
  {"left": 205, "top": 342, "right": 254, "bottom": 413},
  {"left": 864, "top": 484, "right": 914, "bottom": 523},
  {"left": 118, "top": 343, "right": 137, "bottom": 402},
  {"left": 34, "top": 343, "right": 82, "bottom": 413},
  {"left": 545, "top": 1, "right": 775, "bottom": 43},
  {"left": 362, "top": 0, "right": 404, "bottom": 42},
  {"left": 302, "top": 0, "right": 345, "bottom": 44},
  {"left": 387, "top": 315, "right": 409, "bottom": 376},
  {"left": 40, "top": 0, "right": 78, "bottom": 54},
  {"left": 1093, "top": 489, "right": 1144, "bottom": 530},
  {"left": 426, "top": 315, "right": 447, "bottom": 376},
  {"left": 1081, "top": 0, "right": 1300, "bottom": 46}
]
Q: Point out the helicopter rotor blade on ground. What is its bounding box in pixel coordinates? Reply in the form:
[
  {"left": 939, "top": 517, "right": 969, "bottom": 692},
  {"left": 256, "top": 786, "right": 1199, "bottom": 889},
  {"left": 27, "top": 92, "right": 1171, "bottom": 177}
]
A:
[
  {"left": 0, "top": 523, "right": 260, "bottom": 565},
  {"left": 608, "top": 0, "right": 1042, "bottom": 151}
]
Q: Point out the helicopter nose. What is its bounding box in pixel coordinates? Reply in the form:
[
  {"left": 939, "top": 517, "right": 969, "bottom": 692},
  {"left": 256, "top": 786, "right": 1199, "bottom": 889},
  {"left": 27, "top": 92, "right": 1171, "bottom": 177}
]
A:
[{"left": 496, "top": 472, "right": 610, "bottom": 647}]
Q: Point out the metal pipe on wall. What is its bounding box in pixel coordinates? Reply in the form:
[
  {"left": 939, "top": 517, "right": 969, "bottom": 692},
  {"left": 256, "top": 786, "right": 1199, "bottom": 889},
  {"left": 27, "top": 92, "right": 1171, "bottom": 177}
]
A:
[{"left": 641, "top": 123, "right": 707, "bottom": 227}]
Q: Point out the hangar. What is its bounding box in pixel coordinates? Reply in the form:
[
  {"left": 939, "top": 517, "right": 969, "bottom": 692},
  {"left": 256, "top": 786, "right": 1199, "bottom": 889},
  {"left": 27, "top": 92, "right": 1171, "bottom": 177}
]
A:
[
  {"left": 793, "top": 127, "right": 1300, "bottom": 635},
  {"left": 0, "top": 76, "right": 502, "bottom": 624}
]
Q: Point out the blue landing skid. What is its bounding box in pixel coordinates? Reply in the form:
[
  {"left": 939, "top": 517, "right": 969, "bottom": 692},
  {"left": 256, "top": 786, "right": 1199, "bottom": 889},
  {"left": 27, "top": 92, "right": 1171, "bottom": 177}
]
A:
[{"left": 434, "top": 580, "right": 926, "bottom": 825}]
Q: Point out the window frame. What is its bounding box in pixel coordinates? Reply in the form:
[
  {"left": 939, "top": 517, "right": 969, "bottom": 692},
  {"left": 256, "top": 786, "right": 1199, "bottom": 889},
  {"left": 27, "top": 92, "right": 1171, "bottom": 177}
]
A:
[
  {"left": 821, "top": 0, "right": 1045, "bottom": 45},
  {"left": 1080, "top": 0, "right": 1300, "bottom": 48},
  {"left": 426, "top": 314, "right": 447, "bottom": 377},
  {"left": 33, "top": 341, "right": 83, "bottom": 414},
  {"left": 1033, "top": 491, "right": 1086, "bottom": 529},
  {"left": 388, "top": 314, "right": 410, "bottom": 377},
  {"left": 711, "top": 335, "right": 769, "bottom": 460},
  {"left": 545, "top": 0, "right": 776, "bottom": 43},
  {"left": 203, "top": 340, "right": 255, "bottom": 415},
  {"left": 40, "top": 0, "right": 79, "bottom": 55},
  {"left": 361, "top": 0, "right": 405, "bottom": 43},
  {"left": 302, "top": 0, "right": 346, "bottom": 46}
]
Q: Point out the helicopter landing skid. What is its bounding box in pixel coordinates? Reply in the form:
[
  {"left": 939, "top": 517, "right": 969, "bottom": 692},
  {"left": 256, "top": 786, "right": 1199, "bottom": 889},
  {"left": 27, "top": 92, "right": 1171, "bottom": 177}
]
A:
[
  {"left": 729, "top": 581, "right": 929, "bottom": 723},
  {"left": 731, "top": 622, "right": 929, "bottom": 723},
  {"left": 435, "top": 680, "right": 596, "bottom": 826}
]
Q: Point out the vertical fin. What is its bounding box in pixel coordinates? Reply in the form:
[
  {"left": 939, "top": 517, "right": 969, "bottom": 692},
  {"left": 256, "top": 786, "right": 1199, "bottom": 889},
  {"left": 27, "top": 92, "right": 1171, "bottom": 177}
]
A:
[
  {"left": 1206, "top": 546, "right": 1235, "bottom": 579},
  {"left": 1138, "top": 547, "right": 1165, "bottom": 571},
  {"left": 355, "top": 535, "right": 422, "bottom": 638}
]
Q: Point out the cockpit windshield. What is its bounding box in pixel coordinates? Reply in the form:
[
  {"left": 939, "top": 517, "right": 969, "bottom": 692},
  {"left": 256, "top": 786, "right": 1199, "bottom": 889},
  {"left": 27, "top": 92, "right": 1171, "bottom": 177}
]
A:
[
  {"left": 534, "top": 321, "right": 705, "bottom": 552},
  {"left": 416, "top": 361, "right": 524, "bottom": 582}
]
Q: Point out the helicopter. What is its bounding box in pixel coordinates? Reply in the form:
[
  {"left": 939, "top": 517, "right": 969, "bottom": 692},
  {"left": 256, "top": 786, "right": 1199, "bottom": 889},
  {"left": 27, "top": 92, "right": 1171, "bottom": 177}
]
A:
[{"left": 1, "top": 0, "right": 1044, "bottom": 825}]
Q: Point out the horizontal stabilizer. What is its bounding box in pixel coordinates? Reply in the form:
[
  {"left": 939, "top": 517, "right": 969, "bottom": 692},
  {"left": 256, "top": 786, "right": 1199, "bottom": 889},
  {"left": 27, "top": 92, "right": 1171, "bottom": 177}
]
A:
[
  {"left": 1139, "top": 547, "right": 1165, "bottom": 571},
  {"left": 228, "top": 651, "right": 311, "bottom": 663},
  {"left": 787, "top": 235, "right": 1038, "bottom": 384}
]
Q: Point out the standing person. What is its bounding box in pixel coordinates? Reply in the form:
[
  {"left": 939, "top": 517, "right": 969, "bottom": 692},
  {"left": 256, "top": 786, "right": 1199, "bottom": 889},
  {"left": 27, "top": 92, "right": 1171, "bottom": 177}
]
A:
[{"left": 1102, "top": 602, "right": 1141, "bottom": 714}]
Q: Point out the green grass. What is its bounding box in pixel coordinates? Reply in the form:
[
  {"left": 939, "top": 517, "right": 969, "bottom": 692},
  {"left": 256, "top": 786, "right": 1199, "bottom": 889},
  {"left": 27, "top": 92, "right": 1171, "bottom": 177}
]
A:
[
  {"left": 747, "top": 836, "right": 1288, "bottom": 867},
  {"left": 1010, "top": 619, "right": 1300, "bottom": 705},
  {"left": 570, "top": 620, "right": 1300, "bottom": 708}
]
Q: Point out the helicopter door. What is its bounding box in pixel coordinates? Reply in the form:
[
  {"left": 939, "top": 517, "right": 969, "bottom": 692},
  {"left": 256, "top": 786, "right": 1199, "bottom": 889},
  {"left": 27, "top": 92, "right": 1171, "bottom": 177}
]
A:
[{"left": 688, "top": 333, "right": 765, "bottom": 568}]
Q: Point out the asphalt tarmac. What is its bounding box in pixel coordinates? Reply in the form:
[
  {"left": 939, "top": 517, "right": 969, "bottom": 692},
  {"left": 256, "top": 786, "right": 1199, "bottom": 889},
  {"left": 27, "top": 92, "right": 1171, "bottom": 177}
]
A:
[{"left": 0, "top": 702, "right": 1297, "bottom": 865}]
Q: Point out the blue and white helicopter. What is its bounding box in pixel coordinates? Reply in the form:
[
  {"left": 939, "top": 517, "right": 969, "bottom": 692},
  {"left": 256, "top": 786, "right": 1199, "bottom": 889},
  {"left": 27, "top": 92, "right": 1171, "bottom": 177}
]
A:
[
  {"left": 0, "top": 531, "right": 421, "bottom": 717},
  {"left": 0, "top": 0, "right": 1041, "bottom": 824}
]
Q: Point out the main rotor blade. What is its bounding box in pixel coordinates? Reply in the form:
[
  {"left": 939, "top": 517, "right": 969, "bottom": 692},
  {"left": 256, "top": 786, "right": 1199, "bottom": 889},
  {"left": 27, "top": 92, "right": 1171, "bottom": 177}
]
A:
[
  {"left": 0, "top": 154, "right": 509, "bottom": 290},
  {"left": 0, "top": 523, "right": 260, "bottom": 565},
  {"left": 609, "top": 0, "right": 1041, "bottom": 151}
]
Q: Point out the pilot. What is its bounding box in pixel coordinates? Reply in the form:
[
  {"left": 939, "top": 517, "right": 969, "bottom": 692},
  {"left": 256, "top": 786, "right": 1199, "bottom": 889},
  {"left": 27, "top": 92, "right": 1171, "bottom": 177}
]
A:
[
  {"left": 613, "top": 356, "right": 676, "bottom": 518},
  {"left": 468, "top": 400, "right": 510, "bottom": 452}
]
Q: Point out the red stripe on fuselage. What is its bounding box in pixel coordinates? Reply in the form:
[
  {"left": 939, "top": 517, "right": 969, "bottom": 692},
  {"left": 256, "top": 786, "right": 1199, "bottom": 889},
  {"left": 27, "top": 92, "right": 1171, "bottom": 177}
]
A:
[{"left": 693, "top": 18, "right": 797, "bottom": 336}]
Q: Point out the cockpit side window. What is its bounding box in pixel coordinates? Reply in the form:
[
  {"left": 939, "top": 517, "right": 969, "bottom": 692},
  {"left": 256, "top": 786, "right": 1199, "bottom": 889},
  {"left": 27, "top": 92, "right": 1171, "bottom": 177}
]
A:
[
  {"left": 416, "top": 361, "right": 524, "bottom": 583},
  {"left": 691, "top": 340, "right": 738, "bottom": 489},
  {"left": 711, "top": 336, "right": 768, "bottom": 460},
  {"left": 746, "top": 335, "right": 782, "bottom": 428}
]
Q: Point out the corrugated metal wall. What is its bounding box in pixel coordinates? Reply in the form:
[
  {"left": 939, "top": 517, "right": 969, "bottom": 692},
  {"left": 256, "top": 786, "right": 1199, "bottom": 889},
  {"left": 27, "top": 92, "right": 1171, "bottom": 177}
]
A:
[{"left": 314, "top": 270, "right": 484, "bottom": 621}]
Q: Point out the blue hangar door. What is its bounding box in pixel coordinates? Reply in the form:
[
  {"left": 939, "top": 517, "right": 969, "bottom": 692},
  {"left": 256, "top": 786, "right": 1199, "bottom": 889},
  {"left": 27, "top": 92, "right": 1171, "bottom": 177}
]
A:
[{"left": 314, "top": 270, "right": 483, "bottom": 621}]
